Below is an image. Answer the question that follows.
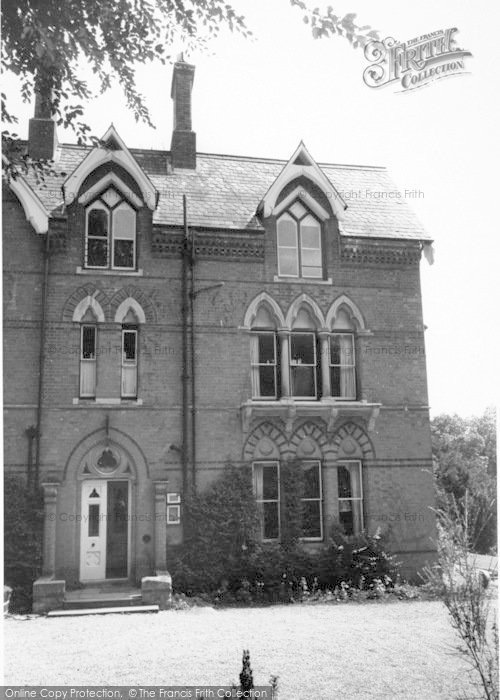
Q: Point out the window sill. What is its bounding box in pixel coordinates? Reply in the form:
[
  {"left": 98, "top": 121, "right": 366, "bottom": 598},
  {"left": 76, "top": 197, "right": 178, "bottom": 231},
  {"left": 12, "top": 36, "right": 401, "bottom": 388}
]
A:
[
  {"left": 273, "top": 275, "right": 332, "bottom": 285},
  {"left": 72, "top": 398, "right": 144, "bottom": 406},
  {"left": 76, "top": 267, "right": 144, "bottom": 277},
  {"left": 241, "top": 398, "right": 381, "bottom": 435}
]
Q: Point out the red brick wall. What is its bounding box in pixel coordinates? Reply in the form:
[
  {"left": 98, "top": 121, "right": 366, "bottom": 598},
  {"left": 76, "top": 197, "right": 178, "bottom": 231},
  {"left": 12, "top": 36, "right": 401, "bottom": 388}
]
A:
[{"left": 3, "top": 168, "right": 436, "bottom": 580}]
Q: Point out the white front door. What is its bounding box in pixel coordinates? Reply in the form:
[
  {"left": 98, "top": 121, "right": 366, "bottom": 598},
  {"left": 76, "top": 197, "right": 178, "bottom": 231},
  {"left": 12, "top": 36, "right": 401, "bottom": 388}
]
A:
[
  {"left": 80, "top": 479, "right": 131, "bottom": 582},
  {"left": 80, "top": 480, "right": 107, "bottom": 581}
]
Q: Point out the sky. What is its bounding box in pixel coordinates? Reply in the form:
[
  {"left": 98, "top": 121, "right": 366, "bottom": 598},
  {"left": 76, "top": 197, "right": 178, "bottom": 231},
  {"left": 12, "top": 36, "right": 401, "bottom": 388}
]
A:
[{"left": 2, "top": 0, "right": 499, "bottom": 418}]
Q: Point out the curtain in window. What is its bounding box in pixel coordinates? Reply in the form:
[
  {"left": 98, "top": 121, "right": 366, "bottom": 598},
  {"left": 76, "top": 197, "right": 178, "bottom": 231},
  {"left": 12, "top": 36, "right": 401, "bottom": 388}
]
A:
[
  {"left": 250, "top": 333, "right": 260, "bottom": 397},
  {"left": 331, "top": 334, "right": 356, "bottom": 398},
  {"left": 339, "top": 334, "right": 355, "bottom": 398},
  {"left": 337, "top": 462, "right": 363, "bottom": 535}
]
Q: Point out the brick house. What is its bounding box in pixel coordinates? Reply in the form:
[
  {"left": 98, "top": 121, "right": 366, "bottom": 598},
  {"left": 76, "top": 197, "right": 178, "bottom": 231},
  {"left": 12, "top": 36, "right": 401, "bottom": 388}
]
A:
[{"left": 3, "top": 58, "right": 437, "bottom": 612}]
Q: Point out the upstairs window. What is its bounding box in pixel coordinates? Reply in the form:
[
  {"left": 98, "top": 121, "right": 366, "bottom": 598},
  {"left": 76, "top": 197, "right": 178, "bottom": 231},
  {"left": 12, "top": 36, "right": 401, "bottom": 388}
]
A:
[
  {"left": 289, "top": 332, "right": 318, "bottom": 399},
  {"left": 277, "top": 203, "right": 322, "bottom": 279},
  {"left": 85, "top": 190, "right": 136, "bottom": 270},
  {"left": 80, "top": 324, "right": 97, "bottom": 398},
  {"left": 121, "top": 326, "right": 138, "bottom": 398},
  {"left": 250, "top": 332, "right": 278, "bottom": 399},
  {"left": 330, "top": 333, "right": 356, "bottom": 399}
]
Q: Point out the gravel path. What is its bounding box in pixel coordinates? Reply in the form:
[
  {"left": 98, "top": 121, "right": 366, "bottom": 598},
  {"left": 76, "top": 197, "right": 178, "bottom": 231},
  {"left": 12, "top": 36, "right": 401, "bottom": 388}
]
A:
[{"left": 4, "top": 600, "right": 478, "bottom": 699}]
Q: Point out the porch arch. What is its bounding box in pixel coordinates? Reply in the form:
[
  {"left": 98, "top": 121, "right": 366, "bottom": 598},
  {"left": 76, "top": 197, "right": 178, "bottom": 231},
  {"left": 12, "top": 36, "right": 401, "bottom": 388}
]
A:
[{"left": 63, "top": 427, "right": 150, "bottom": 483}]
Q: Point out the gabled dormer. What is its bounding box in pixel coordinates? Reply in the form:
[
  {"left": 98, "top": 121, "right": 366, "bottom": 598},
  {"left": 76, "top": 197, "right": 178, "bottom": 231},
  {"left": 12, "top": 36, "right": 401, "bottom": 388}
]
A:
[
  {"left": 62, "top": 126, "right": 158, "bottom": 274},
  {"left": 258, "top": 142, "right": 346, "bottom": 220},
  {"left": 259, "top": 143, "right": 347, "bottom": 282},
  {"left": 63, "top": 125, "right": 158, "bottom": 211}
]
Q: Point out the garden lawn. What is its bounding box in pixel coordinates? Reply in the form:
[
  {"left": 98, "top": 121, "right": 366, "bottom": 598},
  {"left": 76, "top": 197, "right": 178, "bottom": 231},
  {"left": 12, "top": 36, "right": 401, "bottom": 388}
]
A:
[{"left": 3, "top": 600, "right": 479, "bottom": 699}]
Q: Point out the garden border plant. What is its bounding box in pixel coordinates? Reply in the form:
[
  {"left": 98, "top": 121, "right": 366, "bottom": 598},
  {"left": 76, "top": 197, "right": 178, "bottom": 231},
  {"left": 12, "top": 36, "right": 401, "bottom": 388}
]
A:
[
  {"left": 4, "top": 475, "right": 44, "bottom": 613},
  {"left": 169, "top": 462, "right": 401, "bottom": 605}
]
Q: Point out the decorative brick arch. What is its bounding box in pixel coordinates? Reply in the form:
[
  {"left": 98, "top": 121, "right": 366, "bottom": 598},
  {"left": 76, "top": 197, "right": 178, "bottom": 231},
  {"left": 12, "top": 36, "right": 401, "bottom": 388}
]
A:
[
  {"left": 243, "top": 421, "right": 288, "bottom": 461},
  {"left": 325, "top": 294, "right": 366, "bottom": 331},
  {"left": 285, "top": 293, "right": 325, "bottom": 329},
  {"left": 109, "top": 286, "right": 157, "bottom": 323},
  {"left": 63, "top": 426, "right": 150, "bottom": 482},
  {"left": 331, "top": 421, "right": 375, "bottom": 460},
  {"left": 62, "top": 284, "right": 109, "bottom": 322},
  {"left": 242, "top": 292, "right": 285, "bottom": 329},
  {"left": 289, "top": 420, "right": 329, "bottom": 459}
]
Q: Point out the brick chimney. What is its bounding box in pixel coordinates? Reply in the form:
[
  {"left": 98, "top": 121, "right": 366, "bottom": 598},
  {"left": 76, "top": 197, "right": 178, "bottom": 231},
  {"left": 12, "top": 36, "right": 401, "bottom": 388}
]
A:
[
  {"left": 28, "top": 89, "right": 58, "bottom": 161},
  {"left": 170, "top": 56, "right": 196, "bottom": 169}
]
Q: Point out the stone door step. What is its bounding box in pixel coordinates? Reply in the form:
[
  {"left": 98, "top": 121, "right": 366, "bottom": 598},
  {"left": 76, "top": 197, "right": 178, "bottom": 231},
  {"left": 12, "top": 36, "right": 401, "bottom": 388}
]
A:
[
  {"left": 63, "top": 596, "right": 143, "bottom": 610},
  {"left": 47, "top": 604, "right": 159, "bottom": 617}
]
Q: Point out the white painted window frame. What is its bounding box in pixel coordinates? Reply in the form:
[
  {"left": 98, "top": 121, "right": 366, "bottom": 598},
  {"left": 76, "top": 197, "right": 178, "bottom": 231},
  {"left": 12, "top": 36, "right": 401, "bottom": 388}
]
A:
[
  {"left": 85, "top": 202, "right": 110, "bottom": 269},
  {"left": 121, "top": 327, "right": 138, "bottom": 399},
  {"left": 250, "top": 331, "right": 278, "bottom": 400},
  {"left": 111, "top": 201, "right": 137, "bottom": 271},
  {"left": 253, "top": 461, "right": 281, "bottom": 542},
  {"left": 277, "top": 208, "right": 323, "bottom": 280},
  {"left": 337, "top": 460, "right": 364, "bottom": 534},
  {"left": 300, "top": 459, "right": 323, "bottom": 542},
  {"left": 329, "top": 332, "right": 357, "bottom": 400},
  {"left": 80, "top": 324, "right": 97, "bottom": 398},
  {"left": 277, "top": 213, "right": 299, "bottom": 278},
  {"left": 289, "top": 331, "right": 318, "bottom": 399},
  {"left": 85, "top": 196, "right": 137, "bottom": 272}
]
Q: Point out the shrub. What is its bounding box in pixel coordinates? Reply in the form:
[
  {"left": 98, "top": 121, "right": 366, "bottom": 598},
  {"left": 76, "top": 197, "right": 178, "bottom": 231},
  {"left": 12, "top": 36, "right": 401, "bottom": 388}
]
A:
[
  {"left": 4, "top": 475, "right": 43, "bottom": 612},
  {"left": 423, "top": 498, "right": 498, "bottom": 699},
  {"left": 170, "top": 463, "right": 398, "bottom": 602},
  {"left": 169, "top": 463, "right": 260, "bottom": 594}
]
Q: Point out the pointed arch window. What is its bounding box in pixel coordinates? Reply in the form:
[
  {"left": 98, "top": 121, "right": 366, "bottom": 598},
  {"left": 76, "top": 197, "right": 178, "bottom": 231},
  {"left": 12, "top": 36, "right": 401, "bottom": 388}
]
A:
[
  {"left": 289, "top": 305, "right": 320, "bottom": 399},
  {"left": 329, "top": 308, "right": 357, "bottom": 400},
  {"left": 277, "top": 203, "right": 323, "bottom": 279},
  {"left": 80, "top": 323, "right": 97, "bottom": 398},
  {"left": 121, "top": 308, "right": 139, "bottom": 398},
  {"left": 250, "top": 303, "right": 280, "bottom": 400},
  {"left": 85, "top": 190, "right": 136, "bottom": 270}
]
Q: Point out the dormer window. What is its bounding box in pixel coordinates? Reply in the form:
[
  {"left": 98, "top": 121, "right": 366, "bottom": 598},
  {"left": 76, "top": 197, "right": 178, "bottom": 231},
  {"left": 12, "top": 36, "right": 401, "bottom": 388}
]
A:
[
  {"left": 85, "top": 190, "right": 136, "bottom": 270},
  {"left": 277, "top": 202, "right": 322, "bottom": 279}
]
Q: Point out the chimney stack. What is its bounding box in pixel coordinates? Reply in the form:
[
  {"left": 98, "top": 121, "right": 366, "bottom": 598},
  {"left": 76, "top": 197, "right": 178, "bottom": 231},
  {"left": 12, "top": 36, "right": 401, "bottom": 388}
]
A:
[
  {"left": 170, "top": 56, "right": 196, "bottom": 169},
  {"left": 28, "top": 88, "right": 58, "bottom": 161}
]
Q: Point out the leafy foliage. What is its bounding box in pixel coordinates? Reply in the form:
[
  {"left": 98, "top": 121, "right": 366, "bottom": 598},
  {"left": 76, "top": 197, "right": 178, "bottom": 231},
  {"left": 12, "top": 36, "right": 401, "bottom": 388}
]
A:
[
  {"left": 1, "top": 0, "right": 250, "bottom": 143},
  {"left": 4, "top": 475, "right": 44, "bottom": 613},
  {"left": 290, "top": 1, "right": 380, "bottom": 48},
  {"left": 172, "top": 463, "right": 260, "bottom": 593},
  {"left": 431, "top": 408, "right": 497, "bottom": 553},
  {"left": 279, "top": 458, "right": 305, "bottom": 550},
  {"left": 2, "top": 0, "right": 379, "bottom": 159},
  {"left": 423, "top": 499, "right": 498, "bottom": 700},
  {"left": 170, "top": 463, "right": 398, "bottom": 601},
  {"left": 239, "top": 650, "right": 254, "bottom": 693}
]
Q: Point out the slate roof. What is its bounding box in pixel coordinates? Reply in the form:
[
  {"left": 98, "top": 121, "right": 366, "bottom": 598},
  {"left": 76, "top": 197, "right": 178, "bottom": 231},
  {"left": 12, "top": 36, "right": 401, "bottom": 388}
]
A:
[{"left": 27, "top": 143, "right": 431, "bottom": 241}]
